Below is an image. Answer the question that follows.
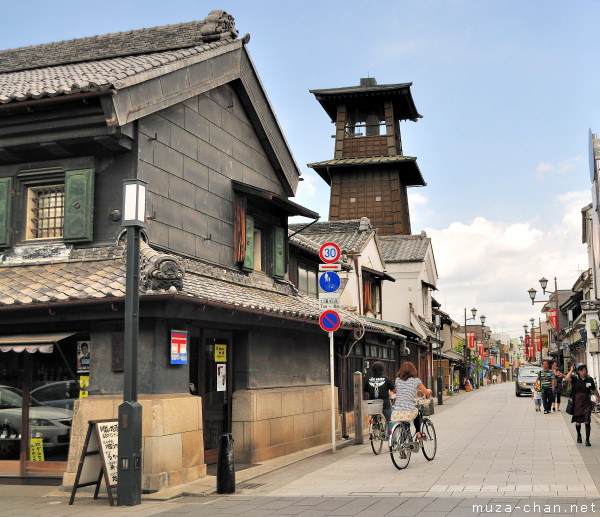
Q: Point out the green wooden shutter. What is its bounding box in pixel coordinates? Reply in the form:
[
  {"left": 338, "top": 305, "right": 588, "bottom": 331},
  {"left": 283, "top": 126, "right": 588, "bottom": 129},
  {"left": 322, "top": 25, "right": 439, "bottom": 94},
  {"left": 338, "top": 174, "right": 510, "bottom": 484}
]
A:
[
  {"left": 272, "top": 226, "right": 285, "bottom": 279},
  {"left": 64, "top": 169, "right": 94, "bottom": 243},
  {"left": 243, "top": 216, "right": 254, "bottom": 271},
  {"left": 0, "top": 177, "right": 13, "bottom": 248}
]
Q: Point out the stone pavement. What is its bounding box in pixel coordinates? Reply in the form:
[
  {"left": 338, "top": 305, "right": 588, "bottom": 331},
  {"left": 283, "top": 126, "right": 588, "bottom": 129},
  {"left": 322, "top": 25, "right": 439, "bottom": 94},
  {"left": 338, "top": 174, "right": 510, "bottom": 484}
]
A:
[{"left": 3, "top": 382, "right": 600, "bottom": 516}]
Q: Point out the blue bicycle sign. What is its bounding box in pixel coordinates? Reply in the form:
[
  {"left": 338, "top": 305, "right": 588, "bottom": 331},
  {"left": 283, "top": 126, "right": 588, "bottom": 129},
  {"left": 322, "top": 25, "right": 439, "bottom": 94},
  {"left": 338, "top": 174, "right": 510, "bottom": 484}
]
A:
[{"left": 319, "top": 271, "right": 341, "bottom": 293}]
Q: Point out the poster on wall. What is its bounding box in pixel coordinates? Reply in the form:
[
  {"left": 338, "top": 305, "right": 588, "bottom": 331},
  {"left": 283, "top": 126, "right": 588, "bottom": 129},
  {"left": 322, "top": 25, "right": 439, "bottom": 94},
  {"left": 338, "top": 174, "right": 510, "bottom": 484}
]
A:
[
  {"left": 77, "top": 341, "right": 91, "bottom": 373},
  {"left": 215, "top": 344, "right": 227, "bottom": 362},
  {"left": 79, "top": 376, "right": 89, "bottom": 398},
  {"left": 217, "top": 364, "right": 226, "bottom": 392},
  {"left": 170, "top": 330, "right": 188, "bottom": 365}
]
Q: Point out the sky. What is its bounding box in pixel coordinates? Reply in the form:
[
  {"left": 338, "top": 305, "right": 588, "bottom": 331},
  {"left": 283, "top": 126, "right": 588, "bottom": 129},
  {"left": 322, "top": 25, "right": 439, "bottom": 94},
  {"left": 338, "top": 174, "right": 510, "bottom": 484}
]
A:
[{"left": 3, "top": 1, "right": 599, "bottom": 338}]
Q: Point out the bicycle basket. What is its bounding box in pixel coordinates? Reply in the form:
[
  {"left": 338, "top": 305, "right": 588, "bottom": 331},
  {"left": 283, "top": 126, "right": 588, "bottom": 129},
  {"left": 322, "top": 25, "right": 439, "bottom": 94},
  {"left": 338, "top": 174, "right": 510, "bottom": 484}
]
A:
[
  {"left": 418, "top": 399, "right": 434, "bottom": 416},
  {"left": 362, "top": 399, "right": 384, "bottom": 415}
]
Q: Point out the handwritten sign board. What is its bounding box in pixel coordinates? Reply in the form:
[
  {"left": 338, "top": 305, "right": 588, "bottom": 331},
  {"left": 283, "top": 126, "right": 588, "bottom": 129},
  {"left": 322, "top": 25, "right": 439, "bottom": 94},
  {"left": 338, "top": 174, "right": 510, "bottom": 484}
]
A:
[{"left": 69, "top": 419, "right": 118, "bottom": 506}]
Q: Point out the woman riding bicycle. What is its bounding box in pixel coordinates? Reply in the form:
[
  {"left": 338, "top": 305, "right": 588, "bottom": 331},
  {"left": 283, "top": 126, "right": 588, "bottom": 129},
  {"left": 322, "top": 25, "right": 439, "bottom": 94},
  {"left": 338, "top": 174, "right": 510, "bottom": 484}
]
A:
[{"left": 392, "top": 361, "right": 432, "bottom": 439}]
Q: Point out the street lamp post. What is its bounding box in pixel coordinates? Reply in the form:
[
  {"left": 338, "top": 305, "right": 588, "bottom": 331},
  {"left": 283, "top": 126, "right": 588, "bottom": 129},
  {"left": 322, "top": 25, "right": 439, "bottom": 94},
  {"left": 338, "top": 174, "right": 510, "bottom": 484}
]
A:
[
  {"left": 528, "top": 276, "right": 562, "bottom": 369},
  {"left": 117, "top": 179, "right": 147, "bottom": 506},
  {"left": 479, "top": 315, "right": 486, "bottom": 385},
  {"left": 464, "top": 308, "right": 477, "bottom": 388},
  {"left": 523, "top": 324, "right": 531, "bottom": 364},
  {"left": 435, "top": 314, "right": 443, "bottom": 405}
]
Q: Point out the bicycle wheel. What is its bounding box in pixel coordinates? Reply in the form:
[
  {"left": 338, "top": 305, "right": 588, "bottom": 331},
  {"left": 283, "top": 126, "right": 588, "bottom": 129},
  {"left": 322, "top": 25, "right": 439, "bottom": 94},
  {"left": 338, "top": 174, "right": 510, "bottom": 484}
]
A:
[
  {"left": 421, "top": 419, "right": 437, "bottom": 461},
  {"left": 390, "top": 424, "right": 411, "bottom": 469},
  {"left": 370, "top": 415, "right": 385, "bottom": 455}
]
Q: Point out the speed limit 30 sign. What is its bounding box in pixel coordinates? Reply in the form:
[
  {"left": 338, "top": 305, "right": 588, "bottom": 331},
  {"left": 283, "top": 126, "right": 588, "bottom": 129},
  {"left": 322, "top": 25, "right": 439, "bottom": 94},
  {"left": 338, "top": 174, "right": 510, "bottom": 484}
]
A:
[{"left": 319, "top": 242, "right": 340, "bottom": 264}]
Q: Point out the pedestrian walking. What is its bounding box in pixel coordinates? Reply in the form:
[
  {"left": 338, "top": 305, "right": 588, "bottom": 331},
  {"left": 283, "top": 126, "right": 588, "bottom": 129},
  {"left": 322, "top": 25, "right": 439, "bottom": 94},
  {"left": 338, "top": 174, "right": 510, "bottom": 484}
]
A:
[
  {"left": 552, "top": 363, "right": 564, "bottom": 412},
  {"left": 537, "top": 360, "right": 554, "bottom": 414},
  {"left": 532, "top": 379, "right": 542, "bottom": 412},
  {"left": 492, "top": 373, "right": 497, "bottom": 384},
  {"left": 566, "top": 363, "right": 600, "bottom": 446},
  {"left": 364, "top": 361, "right": 396, "bottom": 431}
]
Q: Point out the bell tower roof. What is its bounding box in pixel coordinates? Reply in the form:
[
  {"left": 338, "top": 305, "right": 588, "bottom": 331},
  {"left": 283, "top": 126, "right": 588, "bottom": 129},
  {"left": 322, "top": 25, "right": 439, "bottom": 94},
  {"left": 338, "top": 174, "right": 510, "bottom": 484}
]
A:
[{"left": 310, "top": 78, "right": 422, "bottom": 123}]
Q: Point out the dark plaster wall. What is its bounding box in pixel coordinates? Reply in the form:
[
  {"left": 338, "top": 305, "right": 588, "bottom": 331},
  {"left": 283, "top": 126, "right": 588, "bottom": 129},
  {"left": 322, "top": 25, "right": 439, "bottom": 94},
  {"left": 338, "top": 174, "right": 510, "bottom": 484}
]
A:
[
  {"left": 245, "top": 326, "right": 330, "bottom": 389},
  {"left": 89, "top": 318, "right": 188, "bottom": 396},
  {"left": 138, "top": 84, "right": 286, "bottom": 265}
]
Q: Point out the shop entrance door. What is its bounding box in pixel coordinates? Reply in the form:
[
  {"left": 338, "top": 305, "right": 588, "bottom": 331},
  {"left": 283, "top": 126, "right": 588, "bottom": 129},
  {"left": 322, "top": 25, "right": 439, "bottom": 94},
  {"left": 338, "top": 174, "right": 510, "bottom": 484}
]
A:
[{"left": 200, "top": 330, "right": 232, "bottom": 464}]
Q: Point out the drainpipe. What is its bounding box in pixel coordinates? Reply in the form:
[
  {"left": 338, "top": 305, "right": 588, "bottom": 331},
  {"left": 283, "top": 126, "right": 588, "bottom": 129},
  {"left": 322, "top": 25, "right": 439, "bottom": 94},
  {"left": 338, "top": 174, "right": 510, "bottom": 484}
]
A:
[{"left": 352, "top": 255, "right": 362, "bottom": 315}]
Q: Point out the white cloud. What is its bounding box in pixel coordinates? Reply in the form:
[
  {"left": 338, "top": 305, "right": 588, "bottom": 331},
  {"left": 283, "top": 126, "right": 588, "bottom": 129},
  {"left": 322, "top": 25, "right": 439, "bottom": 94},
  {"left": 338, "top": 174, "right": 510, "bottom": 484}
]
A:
[
  {"left": 428, "top": 190, "right": 589, "bottom": 337},
  {"left": 408, "top": 192, "right": 428, "bottom": 206},
  {"left": 536, "top": 157, "right": 584, "bottom": 179}
]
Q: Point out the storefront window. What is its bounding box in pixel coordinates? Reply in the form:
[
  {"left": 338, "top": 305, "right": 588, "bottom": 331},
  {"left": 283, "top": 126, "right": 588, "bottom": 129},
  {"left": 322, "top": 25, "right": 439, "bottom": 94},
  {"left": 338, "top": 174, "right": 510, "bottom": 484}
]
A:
[{"left": 0, "top": 335, "right": 82, "bottom": 476}]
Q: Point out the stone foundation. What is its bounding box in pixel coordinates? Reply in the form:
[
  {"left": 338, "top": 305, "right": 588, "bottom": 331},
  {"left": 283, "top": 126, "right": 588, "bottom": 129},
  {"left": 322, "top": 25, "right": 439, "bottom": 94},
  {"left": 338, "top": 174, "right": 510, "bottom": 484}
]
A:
[
  {"left": 62, "top": 394, "right": 205, "bottom": 492},
  {"left": 232, "top": 385, "right": 338, "bottom": 463}
]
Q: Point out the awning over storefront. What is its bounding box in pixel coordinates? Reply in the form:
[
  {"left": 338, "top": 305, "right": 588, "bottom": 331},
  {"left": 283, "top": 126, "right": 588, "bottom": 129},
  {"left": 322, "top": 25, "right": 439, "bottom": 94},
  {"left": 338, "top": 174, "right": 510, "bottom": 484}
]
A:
[{"left": 0, "top": 331, "right": 76, "bottom": 353}]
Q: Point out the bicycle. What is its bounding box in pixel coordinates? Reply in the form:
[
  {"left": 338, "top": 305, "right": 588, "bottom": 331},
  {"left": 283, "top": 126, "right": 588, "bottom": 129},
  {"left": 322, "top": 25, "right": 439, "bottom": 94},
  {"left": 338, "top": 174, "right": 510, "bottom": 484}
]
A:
[
  {"left": 362, "top": 399, "right": 388, "bottom": 455},
  {"left": 389, "top": 397, "right": 437, "bottom": 469}
]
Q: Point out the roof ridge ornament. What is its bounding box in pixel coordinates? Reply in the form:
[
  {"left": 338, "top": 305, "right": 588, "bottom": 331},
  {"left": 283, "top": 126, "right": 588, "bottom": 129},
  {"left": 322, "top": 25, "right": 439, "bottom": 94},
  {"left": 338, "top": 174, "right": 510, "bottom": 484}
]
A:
[{"left": 200, "top": 10, "right": 239, "bottom": 41}]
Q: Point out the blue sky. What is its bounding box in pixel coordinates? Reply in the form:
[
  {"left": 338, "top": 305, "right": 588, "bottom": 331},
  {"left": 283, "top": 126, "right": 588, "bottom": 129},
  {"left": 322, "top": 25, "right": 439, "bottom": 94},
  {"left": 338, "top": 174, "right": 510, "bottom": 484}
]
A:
[{"left": 3, "top": 1, "right": 599, "bottom": 337}]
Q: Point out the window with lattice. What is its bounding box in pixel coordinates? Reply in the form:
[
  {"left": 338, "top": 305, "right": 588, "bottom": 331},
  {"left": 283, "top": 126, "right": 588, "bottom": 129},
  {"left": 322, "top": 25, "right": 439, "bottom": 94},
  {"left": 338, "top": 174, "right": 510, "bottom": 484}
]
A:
[{"left": 26, "top": 184, "right": 65, "bottom": 240}]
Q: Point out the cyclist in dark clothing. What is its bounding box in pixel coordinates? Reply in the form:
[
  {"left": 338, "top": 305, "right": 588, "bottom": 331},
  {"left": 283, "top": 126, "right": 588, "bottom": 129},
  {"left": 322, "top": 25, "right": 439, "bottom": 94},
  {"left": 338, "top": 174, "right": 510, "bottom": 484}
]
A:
[
  {"left": 364, "top": 361, "right": 396, "bottom": 431},
  {"left": 538, "top": 360, "right": 554, "bottom": 414}
]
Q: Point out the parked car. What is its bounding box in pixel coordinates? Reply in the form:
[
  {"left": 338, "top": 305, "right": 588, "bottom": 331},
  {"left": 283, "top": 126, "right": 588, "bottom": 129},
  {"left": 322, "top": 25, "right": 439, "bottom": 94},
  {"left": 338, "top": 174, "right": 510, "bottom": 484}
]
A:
[
  {"left": 0, "top": 385, "right": 72, "bottom": 459},
  {"left": 515, "top": 366, "right": 542, "bottom": 397},
  {"left": 32, "top": 380, "right": 79, "bottom": 410}
]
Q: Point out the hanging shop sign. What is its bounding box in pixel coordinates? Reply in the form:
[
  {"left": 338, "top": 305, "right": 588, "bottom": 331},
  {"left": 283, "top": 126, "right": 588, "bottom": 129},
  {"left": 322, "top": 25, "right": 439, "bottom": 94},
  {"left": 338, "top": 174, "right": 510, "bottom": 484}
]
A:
[{"left": 170, "top": 330, "right": 188, "bottom": 365}]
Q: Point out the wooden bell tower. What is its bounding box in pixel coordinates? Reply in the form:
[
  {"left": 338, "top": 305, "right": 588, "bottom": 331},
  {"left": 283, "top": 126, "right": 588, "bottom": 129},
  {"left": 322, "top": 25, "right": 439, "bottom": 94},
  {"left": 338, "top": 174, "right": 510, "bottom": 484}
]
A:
[{"left": 308, "top": 78, "right": 425, "bottom": 236}]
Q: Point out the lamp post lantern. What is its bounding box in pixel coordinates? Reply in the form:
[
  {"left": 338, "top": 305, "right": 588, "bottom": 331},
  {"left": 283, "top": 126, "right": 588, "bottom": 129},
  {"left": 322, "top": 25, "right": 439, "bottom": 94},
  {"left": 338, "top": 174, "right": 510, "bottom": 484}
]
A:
[
  {"left": 527, "top": 276, "right": 562, "bottom": 370},
  {"left": 118, "top": 179, "right": 147, "bottom": 506}
]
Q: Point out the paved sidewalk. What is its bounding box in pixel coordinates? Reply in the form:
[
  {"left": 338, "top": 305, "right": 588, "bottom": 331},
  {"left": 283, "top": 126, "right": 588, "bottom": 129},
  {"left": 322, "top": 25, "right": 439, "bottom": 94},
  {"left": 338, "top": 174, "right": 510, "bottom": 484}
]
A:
[
  {"left": 231, "top": 382, "right": 598, "bottom": 499},
  {"left": 5, "top": 381, "right": 599, "bottom": 516}
]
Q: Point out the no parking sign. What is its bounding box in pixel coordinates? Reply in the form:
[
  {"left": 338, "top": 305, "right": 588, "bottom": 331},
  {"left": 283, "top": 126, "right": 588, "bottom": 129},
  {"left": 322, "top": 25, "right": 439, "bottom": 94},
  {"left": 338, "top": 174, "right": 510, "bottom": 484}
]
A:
[{"left": 319, "top": 310, "right": 341, "bottom": 332}]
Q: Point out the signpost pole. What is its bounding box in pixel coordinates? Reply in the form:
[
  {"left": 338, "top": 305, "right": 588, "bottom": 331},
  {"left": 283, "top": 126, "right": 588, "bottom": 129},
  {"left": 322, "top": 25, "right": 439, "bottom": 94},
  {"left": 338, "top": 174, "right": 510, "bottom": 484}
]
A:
[
  {"left": 319, "top": 242, "right": 341, "bottom": 454},
  {"left": 330, "top": 331, "right": 336, "bottom": 452}
]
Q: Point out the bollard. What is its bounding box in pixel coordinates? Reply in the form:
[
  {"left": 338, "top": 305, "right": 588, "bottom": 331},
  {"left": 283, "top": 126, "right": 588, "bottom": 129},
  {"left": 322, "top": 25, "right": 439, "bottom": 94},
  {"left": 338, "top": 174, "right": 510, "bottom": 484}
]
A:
[{"left": 216, "top": 433, "right": 235, "bottom": 494}]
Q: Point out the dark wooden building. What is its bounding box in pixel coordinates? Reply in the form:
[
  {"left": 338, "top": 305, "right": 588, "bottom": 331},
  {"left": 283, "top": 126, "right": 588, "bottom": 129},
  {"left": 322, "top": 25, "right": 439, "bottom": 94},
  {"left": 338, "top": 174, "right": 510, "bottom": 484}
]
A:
[
  {"left": 308, "top": 78, "right": 425, "bottom": 236},
  {"left": 0, "top": 12, "right": 400, "bottom": 489}
]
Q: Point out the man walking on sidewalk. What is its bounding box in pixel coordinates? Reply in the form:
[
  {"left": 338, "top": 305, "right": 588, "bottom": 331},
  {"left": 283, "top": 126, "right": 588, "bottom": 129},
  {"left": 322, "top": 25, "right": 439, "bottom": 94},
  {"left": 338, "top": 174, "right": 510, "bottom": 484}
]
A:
[{"left": 538, "top": 360, "right": 555, "bottom": 414}]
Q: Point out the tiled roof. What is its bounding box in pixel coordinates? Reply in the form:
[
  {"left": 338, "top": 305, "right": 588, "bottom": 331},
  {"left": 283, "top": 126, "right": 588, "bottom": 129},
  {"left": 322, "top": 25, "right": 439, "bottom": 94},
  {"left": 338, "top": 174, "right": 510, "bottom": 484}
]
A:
[
  {"left": 0, "top": 11, "right": 240, "bottom": 104},
  {"left": 288, "top": 230, "right": 322, "bottom": 256},
  {"left": 379, "top": 233, "right": 431, "bottom": 263},
  {"left": 0, "top": 245, "right": 388, "bottom": 333},
  {"left": 308, "top": 156, "right": 425, "bottom": 188},
  {"left": 289, "top": 218, "right": 375, "bottom": 255}
]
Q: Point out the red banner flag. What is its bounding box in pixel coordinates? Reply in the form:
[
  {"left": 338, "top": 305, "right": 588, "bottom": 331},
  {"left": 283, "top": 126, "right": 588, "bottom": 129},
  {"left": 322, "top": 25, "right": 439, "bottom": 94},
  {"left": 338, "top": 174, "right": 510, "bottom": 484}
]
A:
[
  {"left": 468, "top": 332, "right": 475, "bottom": 349},
  {"left": 549, "top": 310, "right": 557, "bottom": 331}
]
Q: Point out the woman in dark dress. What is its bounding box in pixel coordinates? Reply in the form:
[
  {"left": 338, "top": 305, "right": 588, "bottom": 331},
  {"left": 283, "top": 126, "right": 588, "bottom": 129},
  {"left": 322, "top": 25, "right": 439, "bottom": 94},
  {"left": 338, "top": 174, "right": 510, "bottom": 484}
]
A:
[{"left": 566, "top": 363, "right": 600, "bottom": 446}]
